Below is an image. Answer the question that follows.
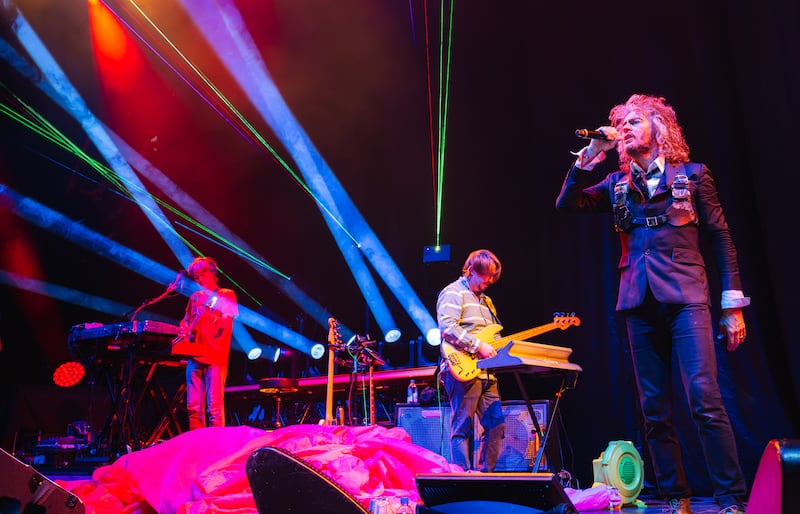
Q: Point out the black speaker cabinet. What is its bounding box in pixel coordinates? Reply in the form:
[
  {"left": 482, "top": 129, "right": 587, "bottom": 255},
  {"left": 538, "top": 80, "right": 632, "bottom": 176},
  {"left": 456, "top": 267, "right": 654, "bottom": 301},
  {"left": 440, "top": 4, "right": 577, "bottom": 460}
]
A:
[
  {"left": 748, "top": 438, "right": 800, "bottom": 514},
  {"left": 0, "top": 448, "right": 85, "bottom": 513},
  {"left": 474, "top": 400, "right": 550, "bottom": 471},
  {"left": 395, "top": 404, "right": 452, "bottom": 461},
  {"left": 247, "top": 446, "right": 368, "bottom": 514},
  {"left": 415, "top": 472, "right": 576, "bottom": 514}
]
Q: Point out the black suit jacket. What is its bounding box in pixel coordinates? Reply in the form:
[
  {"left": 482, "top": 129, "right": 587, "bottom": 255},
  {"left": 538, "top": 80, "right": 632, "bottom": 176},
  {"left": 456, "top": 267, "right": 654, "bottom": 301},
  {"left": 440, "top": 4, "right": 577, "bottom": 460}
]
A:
[{"left": 556, "top": 161, "right": 743, "bottom": 311}]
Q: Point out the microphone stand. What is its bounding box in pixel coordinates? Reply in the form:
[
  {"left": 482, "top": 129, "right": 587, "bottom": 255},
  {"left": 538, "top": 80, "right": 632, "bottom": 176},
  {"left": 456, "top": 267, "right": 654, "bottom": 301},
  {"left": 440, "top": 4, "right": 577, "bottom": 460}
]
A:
[
  {"left": 129, "top": 274, "right": 183, "bottom": 321},
  {"left": 346, "top": 335, "right": 385, "bottom": 425}
]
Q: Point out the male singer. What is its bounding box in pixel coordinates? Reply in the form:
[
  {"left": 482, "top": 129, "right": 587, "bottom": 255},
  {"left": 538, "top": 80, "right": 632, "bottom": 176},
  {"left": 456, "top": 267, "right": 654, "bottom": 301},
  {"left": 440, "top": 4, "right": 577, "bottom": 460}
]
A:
[{"left": 556, "top": 94, "right": 748, "bottom": 514}]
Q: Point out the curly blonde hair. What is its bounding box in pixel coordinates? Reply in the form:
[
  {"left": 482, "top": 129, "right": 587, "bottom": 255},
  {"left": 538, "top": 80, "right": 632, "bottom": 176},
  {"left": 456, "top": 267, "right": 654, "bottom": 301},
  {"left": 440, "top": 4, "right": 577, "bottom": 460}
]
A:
[{"left": 609, "top": 94, "right": 690, "bottom": 171}]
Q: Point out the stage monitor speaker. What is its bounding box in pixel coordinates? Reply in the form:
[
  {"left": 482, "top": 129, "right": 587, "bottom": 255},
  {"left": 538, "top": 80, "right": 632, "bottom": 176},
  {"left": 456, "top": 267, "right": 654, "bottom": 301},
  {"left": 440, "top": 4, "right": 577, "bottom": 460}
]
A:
[
  {"left": 247, "top": 446, "right": 368, "bottom": 514},
  {"left": 474, "top": 400, "right": 550, "bottom": 471},
  {"left": 0, "top": 448, "right": 85, "bottom": 513},
  {"left": 747, "top": 438, "right": 800, "bottom": 514},
  {"left": 395, "top": 403, "right": 451, "bottom": 461},
  {"left": 415, "top": 472, "right": 576, "bottom": 514}
]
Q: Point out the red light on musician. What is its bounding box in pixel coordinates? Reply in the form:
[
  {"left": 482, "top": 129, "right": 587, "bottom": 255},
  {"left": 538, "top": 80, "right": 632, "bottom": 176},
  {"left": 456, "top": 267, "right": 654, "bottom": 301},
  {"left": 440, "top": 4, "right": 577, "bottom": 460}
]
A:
[{"left": 177, "top": 257, "right": 238, "bottom": 430}]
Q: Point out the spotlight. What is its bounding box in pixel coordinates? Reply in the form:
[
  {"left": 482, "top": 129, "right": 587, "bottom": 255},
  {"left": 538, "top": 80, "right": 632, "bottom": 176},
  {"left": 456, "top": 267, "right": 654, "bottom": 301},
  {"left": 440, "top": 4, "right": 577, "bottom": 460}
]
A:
[
  {"left": 310, "top": 343, "right": 325, "bottom": 359},
  {"left": 247, "top": 347, "right": 262, "bottom": 360},
  {"left": 261, "top": 345, "right": 281, "bottom": 363},
  {"left": 384, "top": 328, "right": 401, "bottom": 343},
  {"left": 425, "top": 328, "right": 441, "bottom": 346},
  {"left": 53, "top": 361, "right": 85, "bottom": 387}
]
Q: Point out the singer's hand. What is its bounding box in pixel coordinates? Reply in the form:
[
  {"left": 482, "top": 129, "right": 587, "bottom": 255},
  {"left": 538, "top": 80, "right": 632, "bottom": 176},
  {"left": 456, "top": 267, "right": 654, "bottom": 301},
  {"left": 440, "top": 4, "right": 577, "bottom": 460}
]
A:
[
  {"left": 587, "top": 126, "right": 619, "bottom": 154},
  {"left": 719, "top": 308, "right": 746, "bottom": 351}
]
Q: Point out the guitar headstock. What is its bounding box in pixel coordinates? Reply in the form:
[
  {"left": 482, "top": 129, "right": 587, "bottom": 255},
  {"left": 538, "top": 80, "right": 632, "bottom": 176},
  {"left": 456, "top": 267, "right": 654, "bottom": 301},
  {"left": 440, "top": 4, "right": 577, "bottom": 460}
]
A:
[
  {"left": 327, "top": 317, "right": 344, "bottom": 350},
  {"left": 553, "top": 312, "right": 581, "bottom": 329}
]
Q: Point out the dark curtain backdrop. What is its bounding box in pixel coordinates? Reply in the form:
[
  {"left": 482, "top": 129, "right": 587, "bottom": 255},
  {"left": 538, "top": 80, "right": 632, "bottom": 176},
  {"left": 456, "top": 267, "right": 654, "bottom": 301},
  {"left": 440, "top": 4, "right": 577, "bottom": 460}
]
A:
[
  {"left": 0, "top": 0, "right": 797, "bottom": 494},
  {"left": 521, "top": 0, "right": 800, "bottom": 493}
]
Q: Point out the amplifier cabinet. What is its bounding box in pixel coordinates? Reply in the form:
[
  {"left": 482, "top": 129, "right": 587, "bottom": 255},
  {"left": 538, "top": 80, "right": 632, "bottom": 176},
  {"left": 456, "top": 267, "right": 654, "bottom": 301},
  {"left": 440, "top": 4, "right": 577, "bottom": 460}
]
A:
[
  {"left": 396, "top": 400, "right": 551, "bottom": 472},
  {"left": 395, "top": 403, "right": 451, "bottom": 462},
  {"left": 474, "top": 400, "right": 550, "bottom": 472}
]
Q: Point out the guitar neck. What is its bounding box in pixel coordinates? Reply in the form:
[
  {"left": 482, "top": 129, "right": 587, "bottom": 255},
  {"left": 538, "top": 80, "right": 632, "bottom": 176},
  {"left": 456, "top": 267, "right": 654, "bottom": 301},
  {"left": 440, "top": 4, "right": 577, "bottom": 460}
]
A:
[
  {"left": 324, "top": 348, "right": 335, "bottom": 424},
  {"left": 490, "top": 322, "right": 560, "bottom": 348}
]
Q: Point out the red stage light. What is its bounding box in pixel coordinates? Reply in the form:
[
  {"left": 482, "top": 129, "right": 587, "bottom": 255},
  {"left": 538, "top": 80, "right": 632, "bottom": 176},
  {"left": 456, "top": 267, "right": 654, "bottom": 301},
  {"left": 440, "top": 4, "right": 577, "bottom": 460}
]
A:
[
  {"left": 89, "top": 0, "right": 129, "bottom": 61},
  {"left": 53, "top": 361, "right": 86, "bottom": 387}
]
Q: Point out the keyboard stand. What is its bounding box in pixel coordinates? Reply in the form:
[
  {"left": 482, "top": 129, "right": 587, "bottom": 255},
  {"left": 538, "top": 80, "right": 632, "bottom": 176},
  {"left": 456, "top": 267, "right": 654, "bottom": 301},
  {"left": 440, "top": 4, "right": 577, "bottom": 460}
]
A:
[{"left": 508, "top": 370, "right": 578, "bottom": 472}]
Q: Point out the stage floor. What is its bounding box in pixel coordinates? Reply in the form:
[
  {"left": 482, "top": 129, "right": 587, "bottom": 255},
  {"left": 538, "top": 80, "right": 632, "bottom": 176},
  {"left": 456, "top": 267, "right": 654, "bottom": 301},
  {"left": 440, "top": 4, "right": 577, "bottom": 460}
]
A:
[
  {"left": 43, "top": 467, "right": 734, "bottom": 514},
  {"left": 582, "top": 495, "right": 737, "bottom": 513}
]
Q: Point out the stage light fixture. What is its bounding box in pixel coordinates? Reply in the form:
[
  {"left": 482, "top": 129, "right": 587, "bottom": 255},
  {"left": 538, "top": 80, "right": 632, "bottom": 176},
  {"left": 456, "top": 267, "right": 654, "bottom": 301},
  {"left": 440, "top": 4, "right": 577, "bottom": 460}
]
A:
[
  {"left": 53, "top": 361, "right": 85, "bottom": 387},
  {"left": 310, "top": 343, "right": 325, "bottom": 359},
  {"left": 260, "top": 345, "right": 281, "bottom": 363},
  {"left": 247, "top": 347, "right": 262, "bottom": 360},
  {"left": 426, "top": 328, "right": 441, "bottom": 346},
  {"left": 423, "top": 244, "right": 450, "bottom": 263},
  {"left": 592, "top": 440, "right": 644, "bottom": 505},
  {"left": 384, "top": 328, "right": 401, "bottom": 343}
]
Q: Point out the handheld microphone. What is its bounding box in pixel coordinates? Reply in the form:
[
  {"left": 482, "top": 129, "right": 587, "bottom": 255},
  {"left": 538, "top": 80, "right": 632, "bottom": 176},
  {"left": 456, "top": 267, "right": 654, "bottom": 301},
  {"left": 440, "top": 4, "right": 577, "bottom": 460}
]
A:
[{"left": 575, "top": 129, "right": 611, "bottom": 140}]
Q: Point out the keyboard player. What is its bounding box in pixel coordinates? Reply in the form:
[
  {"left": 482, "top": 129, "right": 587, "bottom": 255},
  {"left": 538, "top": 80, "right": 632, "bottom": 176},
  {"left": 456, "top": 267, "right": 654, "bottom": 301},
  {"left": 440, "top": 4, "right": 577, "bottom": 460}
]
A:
[{"left": 177, "top": 257, "right": 238, "bottom": 430}]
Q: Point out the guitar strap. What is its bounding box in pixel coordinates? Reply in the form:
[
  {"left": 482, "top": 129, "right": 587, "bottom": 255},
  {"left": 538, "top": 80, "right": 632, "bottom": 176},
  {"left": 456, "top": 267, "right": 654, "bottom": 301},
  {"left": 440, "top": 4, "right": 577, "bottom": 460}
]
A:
[{"left": 481, "top": 295, "right": 500, "bottom": 325}]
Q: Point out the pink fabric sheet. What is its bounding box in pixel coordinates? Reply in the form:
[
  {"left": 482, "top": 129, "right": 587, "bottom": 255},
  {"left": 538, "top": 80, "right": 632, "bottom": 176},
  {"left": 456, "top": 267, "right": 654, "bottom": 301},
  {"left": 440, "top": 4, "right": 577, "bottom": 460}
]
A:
[{"left": 58, "top": 424, "right": 461, "bottom": 514}]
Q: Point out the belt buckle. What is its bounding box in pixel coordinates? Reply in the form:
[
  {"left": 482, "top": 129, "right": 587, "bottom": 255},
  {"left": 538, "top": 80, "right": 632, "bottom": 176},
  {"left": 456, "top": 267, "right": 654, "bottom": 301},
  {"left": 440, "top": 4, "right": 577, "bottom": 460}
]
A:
[{"left": 645, "top": 216, "right": 660, "bottom": 228}]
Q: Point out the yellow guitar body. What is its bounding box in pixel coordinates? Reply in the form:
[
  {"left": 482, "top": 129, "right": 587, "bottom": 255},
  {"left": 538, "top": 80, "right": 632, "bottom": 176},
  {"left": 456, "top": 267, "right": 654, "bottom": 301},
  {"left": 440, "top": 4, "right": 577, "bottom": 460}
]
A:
[
  {"left": 441, "top": 324, "right": 504, "bottom": 381},
  {"left": 441, "top": 315, "right": 580, "bottom": 382}
]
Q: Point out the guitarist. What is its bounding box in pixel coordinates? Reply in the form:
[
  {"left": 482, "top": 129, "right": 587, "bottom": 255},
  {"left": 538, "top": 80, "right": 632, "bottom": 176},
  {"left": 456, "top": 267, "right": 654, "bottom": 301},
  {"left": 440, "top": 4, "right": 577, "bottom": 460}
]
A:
[
  {"left": 436, "top": 249, "right": 505, "bottom": 472},
  {"left": 178, "top": 256, "right": 238, "bottom": 430}
]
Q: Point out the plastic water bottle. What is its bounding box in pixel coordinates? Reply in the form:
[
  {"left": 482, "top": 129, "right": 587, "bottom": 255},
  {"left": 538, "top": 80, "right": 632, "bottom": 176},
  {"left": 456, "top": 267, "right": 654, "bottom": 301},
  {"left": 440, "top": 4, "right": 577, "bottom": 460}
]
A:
[
  {"left": 369, "top": 496, "right": 389, "bottom": 514},
  {"left": 396, "top": 496, "right": 413, "bottom": 514},
  {"left": 407, "top": 379, "right": 418, "bottom": 403}
]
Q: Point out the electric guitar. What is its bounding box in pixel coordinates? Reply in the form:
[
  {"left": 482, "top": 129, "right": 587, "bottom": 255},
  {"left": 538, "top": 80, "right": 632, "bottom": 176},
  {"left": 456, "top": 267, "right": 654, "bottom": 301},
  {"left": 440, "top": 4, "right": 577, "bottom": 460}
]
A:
[
  {"left": 171, "top": 291, "right": 223, "bottom": 358},
  {"left": 323, "top": 318, "right": 343, "bottom": 425},
  {"left": 442, "top": 314, "right": 581, "bottom": 381}
]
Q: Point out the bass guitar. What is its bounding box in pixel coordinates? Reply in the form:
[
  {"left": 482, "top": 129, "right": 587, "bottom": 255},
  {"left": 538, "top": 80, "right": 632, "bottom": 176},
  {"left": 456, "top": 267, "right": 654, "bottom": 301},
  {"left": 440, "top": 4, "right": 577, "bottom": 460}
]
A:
[
  {"left": 323, "top": 318, "right": 343, "bottom": 425},
  {"left": 442, "top": 314, "right": 581, "bottom": 381}
]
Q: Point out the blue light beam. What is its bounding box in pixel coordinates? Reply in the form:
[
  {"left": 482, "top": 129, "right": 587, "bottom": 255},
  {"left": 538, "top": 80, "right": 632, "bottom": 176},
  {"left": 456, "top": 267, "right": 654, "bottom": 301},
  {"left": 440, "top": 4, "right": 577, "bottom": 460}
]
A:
[
  {"left": 0, "top": 184, "right": 325, "bottom": 357},
  {"left": 3, "top": 4, "right": 194, "bottom": 268},
  {"left": 182, "top": 0, "right": 436, "bottom": 339}
]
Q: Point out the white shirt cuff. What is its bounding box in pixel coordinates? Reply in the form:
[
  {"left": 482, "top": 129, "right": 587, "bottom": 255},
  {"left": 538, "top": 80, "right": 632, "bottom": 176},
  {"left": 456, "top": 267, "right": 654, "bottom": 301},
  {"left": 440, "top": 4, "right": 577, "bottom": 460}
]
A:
[{"left": 721, "top": 290, "right": 751, "bottom": 309}]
